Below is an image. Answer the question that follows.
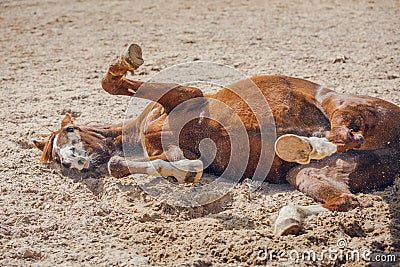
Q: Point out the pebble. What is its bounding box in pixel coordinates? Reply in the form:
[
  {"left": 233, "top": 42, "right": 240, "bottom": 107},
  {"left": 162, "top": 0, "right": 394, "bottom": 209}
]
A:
[
  {"left": 23, "top": 249, "right": 34, "bottom": 258},
  {"left": 372, "top": 195, "right": 383, "bottom": 201}
]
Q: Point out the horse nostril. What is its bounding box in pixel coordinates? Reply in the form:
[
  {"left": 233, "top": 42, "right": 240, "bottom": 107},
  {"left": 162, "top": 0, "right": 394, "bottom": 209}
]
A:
[
  {"left": 353, "top": 133, "right": 364, "bottom": 142},
  {"left": 62, "top": 162, "right": 71, "bottom": 168},
  {"left": 77, "top": 158, "right": 89, "bottom": 169}
]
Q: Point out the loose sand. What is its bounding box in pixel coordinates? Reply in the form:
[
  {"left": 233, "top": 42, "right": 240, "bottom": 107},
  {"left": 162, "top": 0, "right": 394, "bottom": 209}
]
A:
[{"left": 1, "top": 0, "right": 399, "bottom": 266}]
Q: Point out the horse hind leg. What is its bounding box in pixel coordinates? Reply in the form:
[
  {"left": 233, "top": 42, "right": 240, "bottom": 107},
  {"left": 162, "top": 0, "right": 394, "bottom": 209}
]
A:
[
  {"left": 275, "top": 134, "right": 337, "bottom": 164},
  {"left": 107, "top": 146, "right": 203, "bottom": 184},
  {"left": 274, "top": 204, "right": 328, "bottom": 236},
  {"left": 286, "top": 148, "right": 399, "bottom": 206},
  {"left": 275, "top": 148, "right": 399, "bottom": 236},
  {"left": 274, "top": 158, "right": 357, "bottom": 236},
  {"left": 108, "top": 157, "right": 203, "bottom": 184}
]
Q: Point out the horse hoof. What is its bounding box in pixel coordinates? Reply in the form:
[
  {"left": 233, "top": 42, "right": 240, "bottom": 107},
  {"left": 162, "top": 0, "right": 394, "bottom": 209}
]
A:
[
  {"left": 274, "top": 205, "right": 304, "bottom": 236},
  {"left": 123, "top": 43, "right": 144, "bottom": 69},
  {"left": 275, "top": 134, "right": 312, "bottom": 164},
  {"left": 108, "top": 156, "right": 129, "bottom": 178},
  {"left": 274, "top": 219, "right": 302, "bottom": 236},
  {"left": 169, "top": 159, "right": 203, "bottom": 184}
]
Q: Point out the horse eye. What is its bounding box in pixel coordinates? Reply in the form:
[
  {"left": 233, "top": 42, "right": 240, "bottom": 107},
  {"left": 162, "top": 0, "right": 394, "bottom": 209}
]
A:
[{"left": 65, "top": 126, "right": 74, "bottom": 133}]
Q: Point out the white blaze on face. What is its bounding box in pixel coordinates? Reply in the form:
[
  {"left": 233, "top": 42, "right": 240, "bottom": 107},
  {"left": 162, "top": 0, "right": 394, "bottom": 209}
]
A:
[
  {"left": 52, "top": 134, "right": 59, "bottom": 159},
  {"left": 53, "top": 131, "right": 90, "bottom": 171}
]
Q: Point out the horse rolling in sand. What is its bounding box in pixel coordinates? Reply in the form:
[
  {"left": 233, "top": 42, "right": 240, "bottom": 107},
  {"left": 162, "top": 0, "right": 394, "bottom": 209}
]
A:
[{"left": 34, "top": 44, "right": 400, "bottom": 236}]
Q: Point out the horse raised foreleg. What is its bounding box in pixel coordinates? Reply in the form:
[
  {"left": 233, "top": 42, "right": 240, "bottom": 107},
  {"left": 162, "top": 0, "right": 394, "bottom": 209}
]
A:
[
  {"left": 101, "top": 43, "right": 144, "bottom": 96},
  {"left": 101, "top": 43, "right": 204, "bottom": 113}
]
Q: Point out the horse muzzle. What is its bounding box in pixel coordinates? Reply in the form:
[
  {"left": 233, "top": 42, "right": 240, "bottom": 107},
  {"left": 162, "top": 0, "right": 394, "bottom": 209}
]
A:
[{"left": 61, "top": 157, "right": 90, "bottom": 171}]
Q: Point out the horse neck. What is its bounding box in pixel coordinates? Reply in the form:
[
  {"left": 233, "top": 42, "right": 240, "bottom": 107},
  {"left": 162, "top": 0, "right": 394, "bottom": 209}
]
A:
[
  {"left": 80, "top": 123, "right": 123, "bottom": 150},
  {"left": 86, "top": 122, "right": 123, "bottom": 136}
]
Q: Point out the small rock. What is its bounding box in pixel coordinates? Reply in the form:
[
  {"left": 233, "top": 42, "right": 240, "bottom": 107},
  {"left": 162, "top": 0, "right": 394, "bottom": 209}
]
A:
[
  {"left": 387, "top": 74, "right": 399, "bottom": 80},
  {"left": 23, "top": 249, "right": 34, "bottom": 258},
  {"left": 360, "top": 199, "right": 373, "bottom": 208},
  {"left": 138, "top": 70, "right": 148, "bottom": 75},
  {"left": 333, "top": 55, "right": 349, "bottom": 63},
  {"left": 364, "top": 222, "right": 375, "bottom": 233},
  {"left": 372, "top": 195, "right": 383, "bottom": 201},
  {"left": 151, "top": 66, "right": 161, "bottom": 71},
  {"left": 190, "top": 257, "right": 212, "bottom": 267},
  {"left": 233, "top": 62, "right": 244, "bottom": 68}
]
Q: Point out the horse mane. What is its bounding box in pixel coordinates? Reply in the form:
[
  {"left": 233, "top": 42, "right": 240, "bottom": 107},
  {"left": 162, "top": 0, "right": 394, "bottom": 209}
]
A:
[{"left": 41, "top": 132, "right": 57, "bottom": 163}]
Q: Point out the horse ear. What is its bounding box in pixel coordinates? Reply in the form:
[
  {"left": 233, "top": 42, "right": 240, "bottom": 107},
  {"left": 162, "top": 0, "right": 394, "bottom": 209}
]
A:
[
  {"left": 33, "top": 140, "right": 46, "bottom": 151},
  {"left": 61, "top": 113, "right": 73, "bottom": 127}
]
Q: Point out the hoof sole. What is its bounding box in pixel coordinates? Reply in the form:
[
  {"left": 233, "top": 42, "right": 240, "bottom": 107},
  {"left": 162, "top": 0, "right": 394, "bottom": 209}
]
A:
[
  {"left": 274, "top": 217, "right": 302, "bottom": 236},
  {"left": 275, "top": 134, "right": 312, "bottom": 164},
  {"left": 123, "top": 43, "right": 144, "bottom": 68}
]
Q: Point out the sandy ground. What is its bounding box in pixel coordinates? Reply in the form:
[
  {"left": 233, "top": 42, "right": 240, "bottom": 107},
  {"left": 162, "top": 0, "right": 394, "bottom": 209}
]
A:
[{"left": 1, "top": 0, "right": 400, "bottom": 266}]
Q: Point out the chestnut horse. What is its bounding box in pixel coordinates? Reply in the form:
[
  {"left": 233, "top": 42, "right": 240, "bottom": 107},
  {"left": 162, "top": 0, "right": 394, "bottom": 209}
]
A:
[{"left": 34, "top": 44, "right": 400, "bottom": 235}]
